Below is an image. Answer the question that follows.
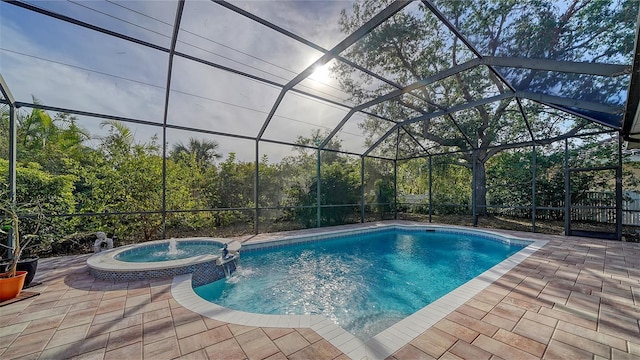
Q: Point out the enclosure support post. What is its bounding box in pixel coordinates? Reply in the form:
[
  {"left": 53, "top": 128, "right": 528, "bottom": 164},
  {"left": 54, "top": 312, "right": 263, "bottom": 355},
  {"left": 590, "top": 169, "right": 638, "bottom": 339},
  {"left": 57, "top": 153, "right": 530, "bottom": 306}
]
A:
[
  {"left": 616, "top": 133, "right": 623, "bottom": 240},
  {"left": 361, "top": 156, "right": 365, "bottom": 223},
  {"left": 7, "top": 105, "right": 16, "bottom": 259},
  {"left": 8, "top": 106, "right": 16, "bottom": 203},
  {"left": 394, "top": 159, "right": 398, "bottom": 220},
  {"left": 160, "top": 0, "right": 185, "bottom": 240},
  {"left": 428, "top": 156, "right": 432, "bottom": 223},
  {"left": 564, "top": 138, "right": 570, "bottom": 236},
  {"left": 472, "top": 150, "right": 478, "bottom": 227},
  {"left": 531, "top": 144, "right": 537, "bottom": 233},
  {"left": 317, "top": 148, "right": 321, "bottom": 228},
  {"left": 254, "top": 140, "right": 259, "bottom": 234}
]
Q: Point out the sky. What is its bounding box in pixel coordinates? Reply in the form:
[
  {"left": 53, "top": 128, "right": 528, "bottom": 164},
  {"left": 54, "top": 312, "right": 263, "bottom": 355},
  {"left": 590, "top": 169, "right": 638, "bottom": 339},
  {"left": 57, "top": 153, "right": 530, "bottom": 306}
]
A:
[
  {"left": 0, "top": 0, "right": 635, "bottom": 162},
  {"left": 0, "top": 0, "right": 365, "bottom": 162}
]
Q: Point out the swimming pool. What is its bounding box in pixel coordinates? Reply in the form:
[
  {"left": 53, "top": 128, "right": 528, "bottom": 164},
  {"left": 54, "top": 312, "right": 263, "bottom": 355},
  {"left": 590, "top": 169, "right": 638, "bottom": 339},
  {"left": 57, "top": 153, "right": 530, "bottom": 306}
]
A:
[{"left": 194, "top": 227, "right": 528, "bottom": 341}]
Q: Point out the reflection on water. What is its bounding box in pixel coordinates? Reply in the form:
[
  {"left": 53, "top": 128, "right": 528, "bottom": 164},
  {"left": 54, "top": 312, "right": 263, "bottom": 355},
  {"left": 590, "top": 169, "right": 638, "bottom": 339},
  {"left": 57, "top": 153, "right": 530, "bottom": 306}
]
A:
[{"left": 195, "top": 229, "right": 524, "bottom": 341}]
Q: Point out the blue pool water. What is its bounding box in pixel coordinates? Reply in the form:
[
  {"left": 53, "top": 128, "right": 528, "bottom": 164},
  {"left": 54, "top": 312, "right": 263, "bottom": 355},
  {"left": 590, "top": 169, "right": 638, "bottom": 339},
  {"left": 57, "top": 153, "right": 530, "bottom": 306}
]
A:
[
  {"left": 116, "top": 241, "right": 222, "bottom": 262},
  {"left": 194, "top": 229, "right": 527, "bottom": 340}
]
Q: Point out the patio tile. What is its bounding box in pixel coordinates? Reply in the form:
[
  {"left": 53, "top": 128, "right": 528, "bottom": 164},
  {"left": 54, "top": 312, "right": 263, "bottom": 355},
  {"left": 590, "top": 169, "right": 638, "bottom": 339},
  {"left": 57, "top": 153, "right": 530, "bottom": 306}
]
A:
[
  {"left": 102, "top": 290, "right": 128, "bottom": 300},
  {"left": 70, "top": 298, "right": 101, "bottom": 312},
  {"left": 448, "top": 340, "right": 492, "bottom": 360},
  {"left": 391, "top": 344, "right": 436, "bottom": 360},
  {"left": 143, "top": 317, "right": 175, "bottom": 344},
  {"left": 611, "top": 348, "right": 640, "bottom": 360},
  {"left": 150, "top": 286, "right": 173, "bottom": 302},
  {"left": 171, "top": 306, "right": 202, "bottom": 327},
  {"left": 125, "top": 294, "right": 151, "bottom": 309},
  {"left": 104, "top": 341, "right": 141, "bottom": 360},
  {"left": 69, "top": 347, "right": 106, "bottom": 360},
  {"left": 95, "top": 297, "right": 126, "bottom": 315},
  {"left": 513, "top": 318, "right": 554, "bottom": 344},
  {"left": 178, "top": 325, "right": 233, "bottom": 355},
  {"left": 439, "top": 351, "right": 464, "bottom": 360},
  {"left": 228, "top": 324, "right": 259, "bottom": 337},
  {"left": 59, "top": 308, "right": 97, "bottom": 329},
  {"left": 410, "top": 327, "right": 457, "bottom": 358},
  {"left": 522, "top": 310, "right": 558, "bottom": 328},
  {"left": 0, "top": 333, "right": 19, "bottom": 350},
  {"left": 543, "top": 339, "right": 594, "bottom": 359},
  {"left": 447, "top": 311, "right": 499, "bottom": 337},
  {"left": 466, "top": 298, "right": 495, "bottom": 312},
  {"left": 16, "top": 304, "right": 70, "bottom": 323},
  {"left": 205, "top": 338, "right": 247, "bottom": 359},
  {"left": 539, "top": 305, "right": 596, "bottom": 330},
  {"left": 235, "top": 328, "right": 280, "bottom": 360},
  {"left": 86, "top": 314, "right": 142, "bottom": 338},
  {"left": 142, "top": 306, "right": 171, "bottom": 323},
  {"left": 262, "top": 327, "right": 295, "bottom": 340},
  {"left": 127, "top": 287, "right": 150, "bottom": 298},
  {"left": 481, "top": 313, "right": 516, "bottom": 331},
  {"left": 264, "top": 351, "right": 288, "bottom": 360},
  {"left": 0, "top": 322, "right": 29, "bottom": 338},
  {"left": 472, "top": 334, "right": 538, "bottom": 360},
  {"left": 0, "top": 328, "right": 56, "bottom": 359},
  {"left": 106, "top": 324, "right": 143, "bottom": 351},
  {"left": 143, "top": 336, "right": 180, "bottom": 359},
  {"left": 175, "top": 349, "right": 207, "bottom": 359},
  {"left": 175, "top": 319, "right": 207, "bottom": 339},
  {"left": 202, "top": 316, "right": 227, "bottom": 330},
  {"left": 288, "top": 339, "right": 342, "bottom": 360},
  {"left": 492, "top": 328, "right": 546, "bottom": 357},
  {"left": 56, "top": 293, "right": 103, "bottom": 308},
  {"left": 434, "top": 318, "right": 480, "bottom": 343},
  {"left": 502, "top": 294, "right": 543, "bottom": 311},
  {"left": 92, "top": 309, "right": 125, "bottom": 325},
  {"left": 552, "top": 329, "right": 610, "bottom": 358},
  {"left": 46, "top": 323, "right": 91, "bottom": 348},
  {"left": 296, "top": 327, "right": 323, "bottom": 344},
  {"left": 488, "top": 303, "right": 526, "bottom": 323},
  {"left": 21, "top": 300, "right": 58, "bottom": 313},
  {"left": 456, "top": 303, "right": 488, "bottom": 320},
  {"left": 273, "top": 331, "right": 310, "bottom": 355}
]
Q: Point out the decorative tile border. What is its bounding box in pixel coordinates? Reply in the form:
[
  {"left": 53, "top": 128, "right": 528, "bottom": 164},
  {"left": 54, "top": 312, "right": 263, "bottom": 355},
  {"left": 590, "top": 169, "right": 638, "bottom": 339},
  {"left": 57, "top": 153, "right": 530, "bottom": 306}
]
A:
[
  {"left": 89, "top": 259, "right": 235, "bottom": 285},
  {"left": 172, "top": 223, "right": 548, "bottom": 360}
]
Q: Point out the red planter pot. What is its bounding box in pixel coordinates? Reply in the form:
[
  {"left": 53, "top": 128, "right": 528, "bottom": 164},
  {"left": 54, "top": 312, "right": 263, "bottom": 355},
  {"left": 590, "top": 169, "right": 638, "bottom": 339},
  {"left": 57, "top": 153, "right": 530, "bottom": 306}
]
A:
[{"left": 0, "top": 271, "right": 27, "bottom": 301}]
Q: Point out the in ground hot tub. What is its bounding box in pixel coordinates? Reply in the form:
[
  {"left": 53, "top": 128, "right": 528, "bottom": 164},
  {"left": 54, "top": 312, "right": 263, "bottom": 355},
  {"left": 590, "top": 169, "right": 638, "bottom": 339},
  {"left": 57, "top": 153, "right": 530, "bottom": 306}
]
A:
[{"left": 87, "top": 238, "right": 240, "bottom": 285}]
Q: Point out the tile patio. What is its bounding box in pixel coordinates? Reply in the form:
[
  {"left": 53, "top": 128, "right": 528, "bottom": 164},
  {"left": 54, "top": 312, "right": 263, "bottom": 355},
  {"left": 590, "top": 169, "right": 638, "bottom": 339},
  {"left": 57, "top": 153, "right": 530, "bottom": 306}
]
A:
[{"left": 1, "top": 222, "right": 639, "bottom": 359}]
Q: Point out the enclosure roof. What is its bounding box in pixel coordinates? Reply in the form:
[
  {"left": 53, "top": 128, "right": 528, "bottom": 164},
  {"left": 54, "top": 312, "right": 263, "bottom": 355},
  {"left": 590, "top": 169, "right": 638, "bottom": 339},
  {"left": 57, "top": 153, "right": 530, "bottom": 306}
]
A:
[{"left": 1, "top": 0, "right": 639, "bottom": 159}]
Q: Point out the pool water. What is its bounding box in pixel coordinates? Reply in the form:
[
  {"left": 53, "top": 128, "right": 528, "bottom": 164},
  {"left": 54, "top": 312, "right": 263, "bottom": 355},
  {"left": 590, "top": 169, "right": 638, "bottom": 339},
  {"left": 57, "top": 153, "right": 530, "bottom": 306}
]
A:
[
  {"left": 116, "top": 241, "right": 222, "bottom": 262},
  {"left": 194, "top": 229, "right": 526, "bottom": 341}
]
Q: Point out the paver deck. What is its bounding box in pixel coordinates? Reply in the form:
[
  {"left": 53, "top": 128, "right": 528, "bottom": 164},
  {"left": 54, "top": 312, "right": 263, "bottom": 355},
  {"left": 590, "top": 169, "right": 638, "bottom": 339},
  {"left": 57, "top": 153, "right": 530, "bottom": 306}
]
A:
[{"left": 1, "top": 221, "right": 639, "bottom": 359}]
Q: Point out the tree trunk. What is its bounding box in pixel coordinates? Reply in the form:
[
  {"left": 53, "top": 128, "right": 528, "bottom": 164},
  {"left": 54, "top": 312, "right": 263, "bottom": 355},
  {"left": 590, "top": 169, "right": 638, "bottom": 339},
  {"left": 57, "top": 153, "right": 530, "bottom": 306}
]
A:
[{"left": 475, "top": 160, "right": 488, "bottom": 216}]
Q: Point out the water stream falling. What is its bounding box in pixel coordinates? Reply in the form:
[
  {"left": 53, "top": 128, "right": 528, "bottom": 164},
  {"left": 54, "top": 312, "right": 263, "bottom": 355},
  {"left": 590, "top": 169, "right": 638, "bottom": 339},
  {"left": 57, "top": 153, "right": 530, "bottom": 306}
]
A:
[{"left": 167, "top": 238, "right": 179, "bottom": 255}]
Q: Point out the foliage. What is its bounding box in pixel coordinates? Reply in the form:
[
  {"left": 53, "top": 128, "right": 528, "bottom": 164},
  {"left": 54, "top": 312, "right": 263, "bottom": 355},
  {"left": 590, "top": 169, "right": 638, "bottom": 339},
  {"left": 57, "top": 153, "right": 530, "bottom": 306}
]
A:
[
  {"left": 0, "top": 160, "right": 75, "bottom": 256},
  {"left": 285, "top": 160, "right": 360, "bottom": 227},
  {"left": 334, "top": 0, "right": 637, "bottom": 214}
]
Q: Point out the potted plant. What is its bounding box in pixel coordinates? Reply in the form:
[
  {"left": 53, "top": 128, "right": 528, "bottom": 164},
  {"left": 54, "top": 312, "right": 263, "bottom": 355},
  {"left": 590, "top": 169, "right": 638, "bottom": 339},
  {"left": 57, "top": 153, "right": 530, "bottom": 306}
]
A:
[{"left": 0, "top": 201, "right": 43, "bottom": 301}]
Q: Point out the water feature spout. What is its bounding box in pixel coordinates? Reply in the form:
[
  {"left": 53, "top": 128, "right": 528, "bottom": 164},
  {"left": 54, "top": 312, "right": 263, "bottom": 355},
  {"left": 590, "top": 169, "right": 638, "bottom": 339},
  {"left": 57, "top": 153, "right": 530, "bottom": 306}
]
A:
[{"left": 168, "top": 238, "right": 179, "bottom": 255}]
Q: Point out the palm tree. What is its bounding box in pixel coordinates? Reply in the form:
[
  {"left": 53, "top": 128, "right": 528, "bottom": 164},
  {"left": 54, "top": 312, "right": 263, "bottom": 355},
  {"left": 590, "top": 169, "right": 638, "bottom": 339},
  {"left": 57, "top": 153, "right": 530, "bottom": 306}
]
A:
[{"left": 170, "top": 138, "right": 222, "bottom": 168}]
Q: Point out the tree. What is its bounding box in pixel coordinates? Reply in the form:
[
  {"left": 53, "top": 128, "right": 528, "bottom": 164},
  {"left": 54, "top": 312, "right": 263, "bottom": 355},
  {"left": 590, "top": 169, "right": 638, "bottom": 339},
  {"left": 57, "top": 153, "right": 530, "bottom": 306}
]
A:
[
  {"left": 170, "top": 138, "right": 221, "bottom": 169},
  {"left": 335, "top": 0, "right": 637, "bottom": 215}
]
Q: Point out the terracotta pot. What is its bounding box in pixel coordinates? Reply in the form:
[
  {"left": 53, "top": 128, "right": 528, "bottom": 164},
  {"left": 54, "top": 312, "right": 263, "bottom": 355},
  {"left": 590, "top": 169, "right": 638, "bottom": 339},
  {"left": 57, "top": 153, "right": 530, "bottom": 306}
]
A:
[
  {"left": 0, "top": 257, "right": 38, "bottom": 288},
  {"left": 0, "top": 271, "right": 27, "bottom": 301}
]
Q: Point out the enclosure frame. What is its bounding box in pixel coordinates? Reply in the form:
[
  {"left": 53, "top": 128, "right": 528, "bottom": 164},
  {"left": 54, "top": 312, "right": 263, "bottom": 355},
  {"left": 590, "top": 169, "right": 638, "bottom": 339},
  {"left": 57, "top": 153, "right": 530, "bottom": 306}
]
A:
[{"left": 1, "top": 0, "right": 638, "bottom": 241}]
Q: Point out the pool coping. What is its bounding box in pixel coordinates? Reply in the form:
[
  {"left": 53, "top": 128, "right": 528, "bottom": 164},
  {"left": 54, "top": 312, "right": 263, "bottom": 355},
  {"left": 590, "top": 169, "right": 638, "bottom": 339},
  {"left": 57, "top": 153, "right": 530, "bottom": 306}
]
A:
[
  {"left": 86, "top": 237, "right": 227, "bottom": 271},
  {"left": 171, "top": 224, "right": 548, "bottom": 360}
]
